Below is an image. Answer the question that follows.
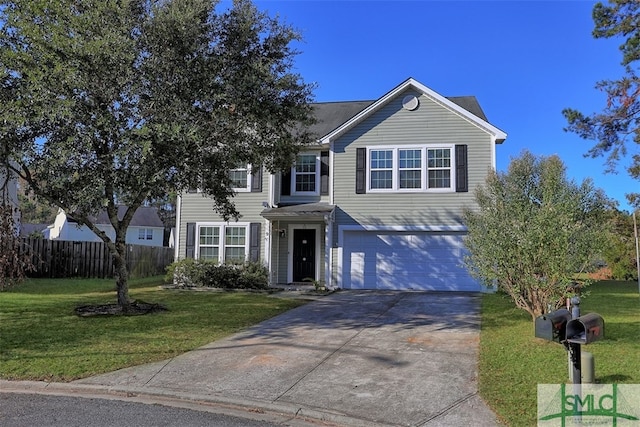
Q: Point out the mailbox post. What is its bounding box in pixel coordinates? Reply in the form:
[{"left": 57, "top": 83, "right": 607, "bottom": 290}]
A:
[
  {"left": 534, "top": 300, "right": 604, "bottom": 385},
  {"left": 565, "top": 311, "right": 604, "bottom": 384}
]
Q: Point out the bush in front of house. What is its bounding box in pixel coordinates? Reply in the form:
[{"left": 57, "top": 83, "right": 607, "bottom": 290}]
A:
[{"left": 166, "top": 259, "right": 269, "bottom": 290}]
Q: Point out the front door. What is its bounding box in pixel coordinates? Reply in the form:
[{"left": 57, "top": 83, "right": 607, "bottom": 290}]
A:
[{"left": 292, "top": 229, "right": 316, "bottom": 282}]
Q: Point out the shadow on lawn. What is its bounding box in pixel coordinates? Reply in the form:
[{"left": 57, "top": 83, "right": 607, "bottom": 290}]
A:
[{"left": 598, "top": 374, "right": 633, "bottom": 383}]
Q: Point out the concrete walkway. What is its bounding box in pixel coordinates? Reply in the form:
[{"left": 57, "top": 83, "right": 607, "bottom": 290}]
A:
[{"left": 4, "top": 291, "right": 500, "bottom": 426}]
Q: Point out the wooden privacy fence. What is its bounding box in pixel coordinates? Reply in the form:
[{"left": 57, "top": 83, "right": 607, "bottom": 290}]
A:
[{"left": 22, "top": 238, "right": 175, "bottom": 279}]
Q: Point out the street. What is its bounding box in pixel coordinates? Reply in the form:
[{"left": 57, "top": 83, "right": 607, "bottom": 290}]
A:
[{"left": 0, "top": 393, "right": 284, "bottom": 427}]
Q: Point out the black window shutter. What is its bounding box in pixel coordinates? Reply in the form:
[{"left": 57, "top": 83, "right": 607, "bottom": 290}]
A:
[
  {"left": 455, "top": 144, "right": 468, "bottom": 193},
  {"left": 185, "top": 222, "right": 196, "bottom": 259},
  {"left": 355, "top": 148, "right": 366, "bottom": 194},
  {"left": 320, "top": 151, "right": 329, "bottom": 195},
  {"left": 281, "top": 170, "right": 291, "bottom": 196},
  {"left": 250, "top": 166, "right": 262, "bottom": 192},
  {"left": 249, "top": 223, "right": 261, "bottom": 262}
]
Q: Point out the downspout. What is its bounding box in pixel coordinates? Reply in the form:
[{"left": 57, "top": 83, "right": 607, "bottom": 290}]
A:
[
  {"left": 490, "top": 135, "right": 497, "bottom": 171},
  {"left": 174, "top": 194, "right": 182, "bottom": 262},
  {"left": 327, "top": 140, "right": 335, "bottom": 288}
]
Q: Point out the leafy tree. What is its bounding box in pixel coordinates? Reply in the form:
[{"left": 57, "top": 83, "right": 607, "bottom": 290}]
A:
[
  {"left": 463, "top": 151, "right": 611, "bottom": 320},
  {"left": 18, "top": 180, "right": 58, "bottom": 224},
  {"left": 603, "top": 208, "right": 638, "bottom": 280},
  {"left": 0, "top": 0, "right": 315, "bottom": 310},
  {"left": 563, "top": 0, "right": 640, "bottom": 208}
]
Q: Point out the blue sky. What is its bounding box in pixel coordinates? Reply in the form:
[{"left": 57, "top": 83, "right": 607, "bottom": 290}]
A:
[{"left": 245, "top": 0, "right": 637, "bottom": 211}]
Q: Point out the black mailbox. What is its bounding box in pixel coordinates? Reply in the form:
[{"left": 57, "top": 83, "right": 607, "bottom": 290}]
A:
[
  {"left": 566, "top": 313, "right": 605, "bottom": 344},
  {"left": 534, "top": 308, "right": 571, "bottom": 342}
]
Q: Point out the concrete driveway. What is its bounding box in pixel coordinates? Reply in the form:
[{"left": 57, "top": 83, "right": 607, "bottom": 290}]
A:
[{"left": 13, "top": 291, "right": 500, "bottom": 426}]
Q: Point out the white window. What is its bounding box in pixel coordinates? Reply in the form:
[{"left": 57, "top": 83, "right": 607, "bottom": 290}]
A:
[
  {"left": 229, "top": 165, "right": 251, "bottom": 192},
  {"left": 224, "top": 226, "right": 246, "bottom": 262},
  {"left": 370, "top": 149, "right": 393, "bottom": 189},
  {"left": 198, "top": 226, "right": 220, "bottom": 261},
  {"left": 367, "top": 145, "right": 455, "bottom": 192},
  {"left": 196, "top": 223, "right": 249, "bottom": 263},
  {"left": 138, "top": 228, "right": 153, "bottom": 240},
  {"left": 427, "top": 148, "right": 452, "bottom": 189},
  {"left": 292, "top": 153, "right": 320, "bottom": 195},
  {"left": 399, "top": 149, "right": 422, "bottom": 189}
]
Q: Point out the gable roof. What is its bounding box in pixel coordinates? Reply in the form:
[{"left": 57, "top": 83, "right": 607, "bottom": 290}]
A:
[
  {"left": 317, "top": 77, "right": 506, "bottom": 144},
  {"left": 309, "top": 101, "right": 375, "bottom": 139},
  {"left": 85, "top": 206, "right": 164, "bottom": 228},
  {"left": 447, "top": 96, "right": 488, "bottom": 122}
]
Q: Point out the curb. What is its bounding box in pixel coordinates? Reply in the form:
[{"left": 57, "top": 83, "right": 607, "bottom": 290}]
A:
[{"left": 0, "top": 380, "right": 391, "bottom": 427}]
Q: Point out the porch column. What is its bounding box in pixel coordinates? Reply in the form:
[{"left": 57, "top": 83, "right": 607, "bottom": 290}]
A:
[
  {"left": 264, "top": 219, "right": 272, "bottom": 285},
  {"left": 324, "top": 213, "right": 333, "bottom": 288}
]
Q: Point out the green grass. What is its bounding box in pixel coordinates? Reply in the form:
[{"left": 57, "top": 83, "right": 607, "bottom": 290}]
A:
[
  {"left": 479, "top": 281, "right": 640, "bottom": 426},
  {"left": 0, "top": 277, "right": 306, "bottom": 382}
]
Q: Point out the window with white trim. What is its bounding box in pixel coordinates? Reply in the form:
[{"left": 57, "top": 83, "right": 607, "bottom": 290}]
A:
[
  {"left": 399, "top": 149, "right": 422, "bottom": 189},
  {"left": 196, "top": 223, "right": 249, "bottom": 263},
  {"left": 138, "top": 228, "right": 153, "bottom": 240},
  {"left": 427, "top": 148, "right": 451, "bottom": 189},
  {"left": 370, "top": 149, "right": 393, "bottom": 189},
  {"left": 229, "top": 165, "right": 251, "bottom": 192},
  {"left": 367, "top": 145, "right": 455, "bottom": 192},
  {"left": 292, "top": 153, "right": 319, "bottom": 195}
]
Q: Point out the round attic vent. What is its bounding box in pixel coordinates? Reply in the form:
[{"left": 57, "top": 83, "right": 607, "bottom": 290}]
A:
[{"left": 402, "top": 95, "right": 419, "bottom": 111}]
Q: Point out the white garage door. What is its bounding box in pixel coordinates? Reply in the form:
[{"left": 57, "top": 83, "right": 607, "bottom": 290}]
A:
[{"left": 341, "top": 231, "right": 480, "bottom": 291}]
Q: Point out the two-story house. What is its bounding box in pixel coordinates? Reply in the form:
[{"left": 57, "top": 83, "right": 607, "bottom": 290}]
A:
[{"left": 175, "top": 78, "right": 507, "bottom": 291}]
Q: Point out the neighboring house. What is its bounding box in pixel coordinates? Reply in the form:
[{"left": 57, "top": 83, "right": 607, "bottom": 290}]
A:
[
  {"left": 175, "top": 78, "right": 507, "bottom": 291},
  {"left": 44, "top": 206, "right": 165, "bottom": 247}
]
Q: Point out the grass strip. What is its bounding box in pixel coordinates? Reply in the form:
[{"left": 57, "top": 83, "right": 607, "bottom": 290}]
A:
[{"left": 479, "top": 280, "right": 640, "bottom": 426}]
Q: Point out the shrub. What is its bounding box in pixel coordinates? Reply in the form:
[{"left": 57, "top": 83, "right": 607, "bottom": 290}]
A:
[
  {"left": 204, "top": 263, "right": 240, "bottom": 288},
  {"left": 237, "top": 261, "right": 269, "bottom": 289},
  {"left": 165, "top": 258, "right": 205, "bottom": 288},
  {"left": 165, "top": 259, "right": 269, "bottom": 290}
]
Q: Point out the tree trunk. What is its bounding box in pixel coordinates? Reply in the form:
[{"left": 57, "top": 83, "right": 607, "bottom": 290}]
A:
[{"left": 113, "top": 241, "right": 130, "bottom": 310}]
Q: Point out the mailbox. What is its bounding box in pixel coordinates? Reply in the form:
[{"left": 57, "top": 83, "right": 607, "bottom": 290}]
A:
[
  {"left": 534, "top": 308, "right": 571, "bottom": 342},
  {"left": 566, "top": 313, "right": 605, "bottom": 344}
]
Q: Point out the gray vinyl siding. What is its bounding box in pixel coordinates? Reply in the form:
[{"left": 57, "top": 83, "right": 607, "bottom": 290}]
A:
[
  {"left": 177, "top": 171, "right": 268, "bottom": 260},
  {"left": 332, "top": 89, "right": 493, "bottom": 229}
]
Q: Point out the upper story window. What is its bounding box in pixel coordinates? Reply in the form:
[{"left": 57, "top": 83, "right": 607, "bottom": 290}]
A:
[
  {"left": 292, "top": 153, "right": 320, "bottom": 195},
  {"left": 229, "top": 165, "right": 251, "bottom": 192},
  {"left": 427, "top": 148, "right": 451, "bottom": 189},
  {"left": 138, "top": 228, "right": 153, "bottom": 240},
  {"left": 367, "top": 145, "right": 455, "bottom": 192},
  {"left": 280, "top": 151, "right": 329, "bottom": 197},
  {"left": 370, "top": 149, "right": 393, "bottom": 189},
  {"left": 197, "top": 223, "right": 248, "bottom": 263}
]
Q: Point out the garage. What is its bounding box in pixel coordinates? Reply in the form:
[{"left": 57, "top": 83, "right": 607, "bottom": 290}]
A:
[{"left": 341, "top": 230, "right": 481, "bottom": 291}]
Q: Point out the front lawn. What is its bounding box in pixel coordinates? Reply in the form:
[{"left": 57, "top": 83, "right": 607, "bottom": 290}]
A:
[
  {"left": 0, "top": 277, "right": 306, "bottom": 381},
  {"left": 479, "top": 280, "right": 640, "bottom": 426}
]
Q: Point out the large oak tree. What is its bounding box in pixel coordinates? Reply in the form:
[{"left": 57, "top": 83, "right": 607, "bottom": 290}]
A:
[{"left": 0, "top": 0, "right": 315, "bottom": 309}]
